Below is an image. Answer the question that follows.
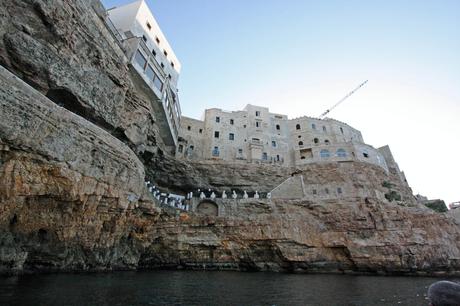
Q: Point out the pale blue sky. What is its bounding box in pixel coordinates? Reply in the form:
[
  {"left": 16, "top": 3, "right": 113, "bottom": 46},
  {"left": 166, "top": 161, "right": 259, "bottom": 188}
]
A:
[{"left": 103, "top": 0, "right": 460, "bottom": 204}]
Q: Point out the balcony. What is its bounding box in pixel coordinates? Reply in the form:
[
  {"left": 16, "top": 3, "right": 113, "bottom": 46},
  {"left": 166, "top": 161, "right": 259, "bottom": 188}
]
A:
[{"left": 123, "top": 37, "right": 181, "bottom": 147}]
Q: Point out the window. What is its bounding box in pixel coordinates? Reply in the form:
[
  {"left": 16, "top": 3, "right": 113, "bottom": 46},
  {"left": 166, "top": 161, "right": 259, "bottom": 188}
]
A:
[
  {"left": 314, "top": 138, "right": 319, "bottom": 144},
  {"left": 340, "top": 127, "right": 344, "bottom": 134},
  {"left": 187, "top": 126, "right": 191, "bottom": 131},
  {"left": 168, "top": 74, "right": 172, "bottom": 79},
  {"left": 256, "top": 121, "right": 261, "bottom": 128},
  {"left": 363, "top": 152, "right": 369, "bottom": 158},
  {"left": 276, "top": 155, "right": 280, "bottom": 161},
  {"left": 337, "top": 187, "right": 343, "bottom": 194},
  {"left": 134, "top": 51, "right": 147, "bottom": 69},
  {"left": 272, "top": 141, "right": 277, "bottom": 147},
  {"left": 276, "top": 124, "right": 280, "bottom": 130},
  {"left": 255, "top": 111, "right": 260, "bottom": 117},
  {"left": 155, "top": 37, "right": 160, "bottom": 44},
  {"left": 152, "top": 49, "right": 156, "bottom": 56},
  {"left": 229, "top": 133, "right": 234, "bottom": 140},
  {"left": 298, "top": 141, "right": 304, "bottom": 146},
  {"left": 262, "top": 152, "right": 268, "bottom": 160},
  {"left": 164, "top": 50, "right": 168, "bottom": 57},
  {"left": 171, "top": 62, "right": 175, "bottom": 68},
  {"left": 325, "top": 139, "right": 330, "bottom": 145},
  {"left": 325, "top": 188, "right": 329, "bottom": 194},
  {"left": 296, "top": 124, "right": 301, "bottom": 130},
  {"left": 300, "top": 156, "right": 305, "bottom": 160},
  {"left": 160, "top": 62, "right": 165, "bottom": 69},
  {"left": 336, "top": 149, "right": 347, "bottom": 157},
  {"left": 323, "top": 126, "right": 327, "bottom": 132},
  {"left": 145, "top": 64, "right": 155, "bottom": 81},
  {"left": 142, "top": 35, "right": 147, "bottom": 42},
  {"left": 312, "top": 123, "right": 316, "bottom": 130},
  {"left": 238, "top": 148, "right": 243, "bottom": 154},
  {"left": 214, "top": 131, "right": 220, "bottom": 138},
  {"left": 298, "top": 135, "right": 301, "bottom": 138},
  {"left": 199, "top": 129, "right": 203, "bottom": 134},
  {"left": 216, "top": 116, "right": 220, "bottom": 123},
  {"left": 230, "top": 119, "right": 234, "bottom": 125},
  {"left": 243, "top": 125, "right": 246, "bottom": 128},
  {"left": 189, "top": 145, "right": 194, "bottom": 150},
  {"left": 312, "top": 189, "right": 317, "bottom": 195},
  {"left": 178, "top": 145, "right": 183, "bottom": 153},
  {"left": 212, "top": 146, "right": 219, "bottom": 157},
  {"left": 153, "top": 76, "right": 163, "bottom": 91},
  {"left": 320, "top": 149, "right": 330, "bottom": 158},
  {"left": 146, "top": 22, "right": 152, "bottom": 30}
]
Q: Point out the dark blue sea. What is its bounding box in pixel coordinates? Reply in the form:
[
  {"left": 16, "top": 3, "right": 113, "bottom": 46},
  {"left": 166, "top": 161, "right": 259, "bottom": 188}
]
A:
[{"left": 0, "top": 271, "right": 452, "bottom": 305}]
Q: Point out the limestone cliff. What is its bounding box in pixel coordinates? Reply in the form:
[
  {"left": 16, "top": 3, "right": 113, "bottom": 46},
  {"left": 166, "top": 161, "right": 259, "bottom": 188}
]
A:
[{"left": 0, "top": 0, "right": 459, "bottom": 276}]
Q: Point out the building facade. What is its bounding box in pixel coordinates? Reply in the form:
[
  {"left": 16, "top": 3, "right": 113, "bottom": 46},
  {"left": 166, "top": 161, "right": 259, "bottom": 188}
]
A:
[
  {"left": 107, "top": 0, "right": 181, "bottom": 147},
  {"left": 177, "top": 104, "right": 390, "bottom": 172}
]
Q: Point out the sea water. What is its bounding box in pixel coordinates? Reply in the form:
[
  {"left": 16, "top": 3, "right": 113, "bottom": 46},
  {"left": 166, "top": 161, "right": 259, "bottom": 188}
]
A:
[{"left": 0, "top": 271, "right": 453, "bottom": 305}]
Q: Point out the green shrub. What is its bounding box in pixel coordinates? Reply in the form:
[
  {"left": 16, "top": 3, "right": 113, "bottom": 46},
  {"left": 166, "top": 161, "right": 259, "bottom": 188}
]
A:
[{"left": 424, "top": 200, "right": 448, "bottom": 213}]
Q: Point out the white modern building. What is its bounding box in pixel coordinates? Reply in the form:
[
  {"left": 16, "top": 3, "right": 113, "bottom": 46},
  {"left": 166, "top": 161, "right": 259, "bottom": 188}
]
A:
[{"left": 107, "top": 0, "right": 181, "bottom": 147}]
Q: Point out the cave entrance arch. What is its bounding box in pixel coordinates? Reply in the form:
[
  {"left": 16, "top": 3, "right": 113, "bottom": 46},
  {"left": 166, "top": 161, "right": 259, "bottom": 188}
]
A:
[{"left": 197, "top": 200, "right": 218, "bottom": 216}]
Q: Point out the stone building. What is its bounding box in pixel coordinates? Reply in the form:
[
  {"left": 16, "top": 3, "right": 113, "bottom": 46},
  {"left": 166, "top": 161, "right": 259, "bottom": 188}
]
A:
[
  {"left": 177, "top": 104, "right": 391, "bottom": 172},
  {"left": 107, "top": 0, "right": 182, "bottom": 147}
]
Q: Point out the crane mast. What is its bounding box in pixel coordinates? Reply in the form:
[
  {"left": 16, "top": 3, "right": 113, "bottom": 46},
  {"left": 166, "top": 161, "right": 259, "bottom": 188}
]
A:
[{"left": 319, "top": 80, "right": 368, "bottom": 118}]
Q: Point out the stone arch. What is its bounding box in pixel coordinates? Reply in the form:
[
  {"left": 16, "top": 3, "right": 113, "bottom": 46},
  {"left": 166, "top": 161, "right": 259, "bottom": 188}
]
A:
[{"left": 197, "top": 200, "right": 219, "bottom": 216}]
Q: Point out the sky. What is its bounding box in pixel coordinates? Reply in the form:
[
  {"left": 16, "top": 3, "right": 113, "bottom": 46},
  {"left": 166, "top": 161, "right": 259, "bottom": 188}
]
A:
[{"left": 102, "top": 0, "right": 460, "bottom": 204}]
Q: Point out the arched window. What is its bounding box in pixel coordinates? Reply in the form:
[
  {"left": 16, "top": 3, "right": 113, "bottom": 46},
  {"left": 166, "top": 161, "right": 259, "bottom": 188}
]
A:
[
  {"left": 312, "top": 123, "right": 316, "bottom": 130},
  {"left": 336, "top": 149, "right": 347, "bottom": 157},
  {"left": 296, "top": 124, "right": 301, "bottom": 130},
  {"left": 325, "top": 139, "right": 330, "bottom": 145},
  {"left": 320, "top": 149, "right": 330, "bottom": 158},
  {"left": 314, "top": 138, "right": 319, "bottom": 144},
  {"left": 322, "top": 126, "right": 327, "bottom": 132},
  {"left": 298, "top": 141, "right": 304, "bottom": 146}
]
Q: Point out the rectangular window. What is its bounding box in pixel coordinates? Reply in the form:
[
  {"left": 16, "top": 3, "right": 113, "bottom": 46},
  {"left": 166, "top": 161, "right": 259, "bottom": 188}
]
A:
[
  {"left": 164, "top": 50, "right": 168, "bottom": 57},
  {"left": 337, "top": 187, "right": 343, "bottom": 194},
  {"left": 256, "top": 121, "right": 260, "bottom": 128},
  {"left": 212, "top": 146, "right": 219, "bottom": 157},
  {"left": 146, "top": 22, "right": 152, "bottom": 30},
  {"left": 199, "top": 129, "right": 203, "bottom": 133},
  {"left": 171, "top": 61, "right": 175, "bottom": 68},
  {"left": 262, "top": 152, "right": 268, "bottom": 160},
  {"left": 216, "top": 117, "right": 220, "bottom": 123},
  {"left": 142, "top": 35, "right": 147, "bottom": 42},
  {"left": 160, "top": 62, "right": 165, "bottom": 69},
  {"left": 214, "top": 131, "right": 220, "bottom": 138},
  {"left": 178, "top": 145, "right": 183, "bottom": 153},
  {"left": 153, "top": 76, "right": 163, "bottom": 91},
  {"left": 230, "top": 119, "right": 234, "bottom": 125},
  {"left": 238, "top": 149, "right": 243, "bottom": 154},
  {"left": 255, "top": 111, "right": 260, "bottom": 117},
  {"left": 187, "top": 126, "right": 191, "bottom": 131},
  {"left": 155, "top": 37, "right": 160, "bottom": 44},
  {"left": 312, "top": 189, "right": 317, "bottom": 195},
  {"left": 134, "top": 51, "right": 147, "bottom": 69},
  {"left": 229, "top": 133, "right": 234, "bottom": 140},
  {"left": 145, "top": 64, "right": 155, "bottom": 81},
  {"left": 272, "top": 141, "right": 276, "bottom": 147}
]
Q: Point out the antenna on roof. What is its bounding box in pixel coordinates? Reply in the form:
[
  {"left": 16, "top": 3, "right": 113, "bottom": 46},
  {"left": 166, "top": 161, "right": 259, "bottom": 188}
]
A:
[{"left": 319, "top": 80, "right": 368, "bottom": 119}]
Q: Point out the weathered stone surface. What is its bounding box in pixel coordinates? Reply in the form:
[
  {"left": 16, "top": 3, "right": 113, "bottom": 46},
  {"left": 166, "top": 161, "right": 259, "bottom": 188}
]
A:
[{"left": 0, "top": 0, "right": 165, "bottom": 156}]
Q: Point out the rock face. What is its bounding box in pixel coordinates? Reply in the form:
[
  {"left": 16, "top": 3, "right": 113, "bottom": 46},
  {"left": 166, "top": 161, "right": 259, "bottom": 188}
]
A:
[
  {"left": 0, "top": 0, "right": 459, "bottom": 276},
  {"left": 0, "top": 0, "right": 166, "bottom": 157},
  {"left": 149, "top": 199, "right": 460, "bottom": 274}
]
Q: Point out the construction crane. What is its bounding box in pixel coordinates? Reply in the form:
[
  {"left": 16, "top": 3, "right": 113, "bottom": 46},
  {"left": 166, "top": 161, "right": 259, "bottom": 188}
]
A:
[{"left": 319, "top": 80, "right": 368, "bottom": 119}]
